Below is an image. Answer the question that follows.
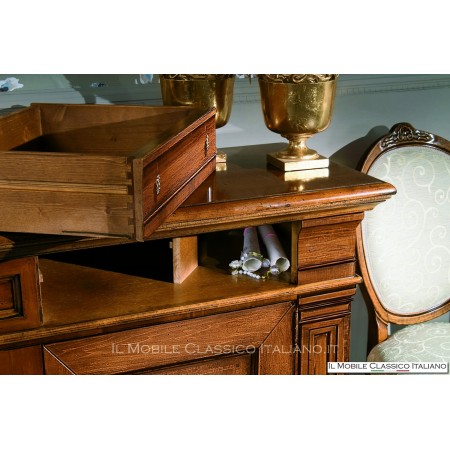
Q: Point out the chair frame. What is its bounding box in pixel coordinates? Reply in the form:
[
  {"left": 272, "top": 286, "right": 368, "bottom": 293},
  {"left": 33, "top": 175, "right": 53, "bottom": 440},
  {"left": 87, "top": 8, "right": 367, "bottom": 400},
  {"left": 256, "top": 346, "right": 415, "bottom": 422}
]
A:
[{"left": 356, "top": 122, "right": 450, "bottom": 345}]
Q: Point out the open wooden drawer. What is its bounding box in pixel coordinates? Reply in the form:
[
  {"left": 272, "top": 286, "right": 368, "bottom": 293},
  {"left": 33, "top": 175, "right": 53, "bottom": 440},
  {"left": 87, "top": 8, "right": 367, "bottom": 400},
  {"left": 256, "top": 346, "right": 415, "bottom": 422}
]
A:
[{"left": 0, "top": 103, "right": 216, "bottom": 240}]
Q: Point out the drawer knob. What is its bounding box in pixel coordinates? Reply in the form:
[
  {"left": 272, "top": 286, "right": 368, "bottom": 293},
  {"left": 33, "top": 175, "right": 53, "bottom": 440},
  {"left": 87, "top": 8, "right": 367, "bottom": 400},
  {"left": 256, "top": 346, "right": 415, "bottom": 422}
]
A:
[
  {"left": 205, "top": 133, "right": 209, "bottom": 155},
  {"left": 155, "top": 174, "right": 161, "bottom": 195}
]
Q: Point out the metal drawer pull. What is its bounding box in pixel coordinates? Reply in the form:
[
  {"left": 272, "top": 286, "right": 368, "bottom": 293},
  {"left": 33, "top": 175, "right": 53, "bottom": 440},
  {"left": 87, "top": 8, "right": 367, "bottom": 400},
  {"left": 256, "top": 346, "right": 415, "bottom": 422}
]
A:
[
  {"left": 205, "top": 134, "right": 209, "bottom": 155},
  {"left": 155, "top": 174, "right": 161, "bottom": 195}
]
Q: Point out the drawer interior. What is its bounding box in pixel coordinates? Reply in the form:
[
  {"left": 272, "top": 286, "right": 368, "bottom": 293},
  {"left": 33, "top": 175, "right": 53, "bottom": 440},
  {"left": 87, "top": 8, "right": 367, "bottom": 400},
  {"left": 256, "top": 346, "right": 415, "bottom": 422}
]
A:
[
  {"left": 45, "top": 239, "right": 174, "bottom": 283},
  {"left": 2, "top": 103, "right": 208, "bottom": 157}
]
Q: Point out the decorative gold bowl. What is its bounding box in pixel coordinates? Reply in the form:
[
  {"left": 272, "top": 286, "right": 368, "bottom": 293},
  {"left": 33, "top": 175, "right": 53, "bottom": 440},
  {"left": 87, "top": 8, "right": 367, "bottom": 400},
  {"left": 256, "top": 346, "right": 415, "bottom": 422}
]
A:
[
  {"left": 258, "top": 74, "right": 338, "bottom": 171},
  {"left": 159, "top": 74, "right": 235, "bottom": 128}
]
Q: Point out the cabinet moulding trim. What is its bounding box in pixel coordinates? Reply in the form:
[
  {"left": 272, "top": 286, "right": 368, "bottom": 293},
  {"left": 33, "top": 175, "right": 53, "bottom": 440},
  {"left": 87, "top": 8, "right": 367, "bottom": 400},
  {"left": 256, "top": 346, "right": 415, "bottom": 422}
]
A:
[
  {"left": 1, "top": 75, "right": 450, "bottom": 112},
  {"left": 335, "top": 74, "right": 450, "bottom": 97},
  {"left": 232, "top": 75, "right": 450, "bottom": 103}
]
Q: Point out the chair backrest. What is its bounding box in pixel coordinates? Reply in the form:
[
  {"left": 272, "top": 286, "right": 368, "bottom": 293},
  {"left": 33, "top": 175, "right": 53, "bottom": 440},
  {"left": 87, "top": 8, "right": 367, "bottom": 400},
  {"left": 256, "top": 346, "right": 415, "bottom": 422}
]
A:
[{"left": 356, "top": 123, "right": 450, "bottom": 342}]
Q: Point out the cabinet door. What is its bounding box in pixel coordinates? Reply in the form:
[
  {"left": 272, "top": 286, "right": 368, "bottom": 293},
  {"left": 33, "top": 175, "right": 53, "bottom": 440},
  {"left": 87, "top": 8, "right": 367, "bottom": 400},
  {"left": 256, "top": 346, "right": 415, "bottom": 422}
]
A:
[
  {"left": 298, "top": 316, "right": 350, "bottom": 375},
  {"left": 44, "top": 302, "right": 296, "bottom": 375},
  {"left": 0, "top": 346, "right": 44, "bottom": 374},
  {"left": 298, "top": 299, "right": 351, "bottom": 375},
  {"left": 0, "top": 256, "right": 41, "bottom": 333}
]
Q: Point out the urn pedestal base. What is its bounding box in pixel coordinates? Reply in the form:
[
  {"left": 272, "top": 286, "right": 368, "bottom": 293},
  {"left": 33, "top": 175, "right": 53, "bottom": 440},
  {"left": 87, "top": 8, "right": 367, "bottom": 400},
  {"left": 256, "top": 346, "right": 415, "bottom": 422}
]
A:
[
  {"left": 267, "top": 152, "right": 329, "bottom": 172},
  {"left": 216, "top": 152, "right": 227, "bottom": 164}
]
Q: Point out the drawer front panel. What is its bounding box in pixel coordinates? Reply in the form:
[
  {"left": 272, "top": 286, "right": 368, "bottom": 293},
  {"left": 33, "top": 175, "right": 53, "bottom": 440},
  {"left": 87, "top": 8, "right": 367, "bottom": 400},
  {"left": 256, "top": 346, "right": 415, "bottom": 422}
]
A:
[
  {"left": 298, "top": 214, "right": 364, "bottom": 269},
  {"left": 142, "top": 118, "right": 216, "bottom": 222},
  {"left": 298, "top": 261, "right": 356, "bottom": 285},
  {"left": 0, "top": 257, "right": 41, "bottom": 333},
  {"left": 44, "top": 302, "right": 291, "bottom": 375}
]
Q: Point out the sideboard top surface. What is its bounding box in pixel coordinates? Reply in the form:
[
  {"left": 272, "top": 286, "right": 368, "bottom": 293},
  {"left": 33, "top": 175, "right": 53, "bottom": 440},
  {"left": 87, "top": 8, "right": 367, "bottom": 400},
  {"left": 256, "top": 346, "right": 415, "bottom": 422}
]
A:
[
  {"left": 0, "top": 142, "right": 396, "bottom": 260},
  {"left": 180, "top": 142, "right": 389, "bottom": 204},
  {"left": 158, "top": 142, "right": 395, "bottom": 235}
]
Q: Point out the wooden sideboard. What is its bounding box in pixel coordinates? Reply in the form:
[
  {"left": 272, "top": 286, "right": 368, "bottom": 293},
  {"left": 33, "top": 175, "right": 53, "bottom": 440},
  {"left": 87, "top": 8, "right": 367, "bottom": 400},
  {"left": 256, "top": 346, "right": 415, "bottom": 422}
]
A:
[{"left": 0, "top": 143, "right": 395, "bottom": 375}]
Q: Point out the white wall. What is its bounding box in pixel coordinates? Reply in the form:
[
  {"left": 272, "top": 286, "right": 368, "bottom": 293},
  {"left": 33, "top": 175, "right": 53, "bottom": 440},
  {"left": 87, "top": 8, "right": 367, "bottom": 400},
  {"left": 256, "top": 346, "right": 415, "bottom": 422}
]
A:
[{"left": 217, "top": 75, "right": 450, "bottom": 153}]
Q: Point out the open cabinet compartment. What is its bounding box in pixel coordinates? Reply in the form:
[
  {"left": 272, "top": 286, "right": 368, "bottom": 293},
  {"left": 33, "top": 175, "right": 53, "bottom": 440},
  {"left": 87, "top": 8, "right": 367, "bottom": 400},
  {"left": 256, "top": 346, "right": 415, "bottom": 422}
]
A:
[
  {"left": 42, "top": 223, "right": 293, "bottom": 286},
  {"left": 0, "top": 103, "right": 217, "bottom": 240}
]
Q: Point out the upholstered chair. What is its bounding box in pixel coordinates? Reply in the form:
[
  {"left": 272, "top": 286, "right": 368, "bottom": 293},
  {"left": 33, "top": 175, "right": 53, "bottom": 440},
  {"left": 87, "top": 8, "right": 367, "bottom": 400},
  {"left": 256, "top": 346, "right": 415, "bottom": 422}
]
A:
[{"left": 356, "top": 123, "right": 450, "bottom": 366}]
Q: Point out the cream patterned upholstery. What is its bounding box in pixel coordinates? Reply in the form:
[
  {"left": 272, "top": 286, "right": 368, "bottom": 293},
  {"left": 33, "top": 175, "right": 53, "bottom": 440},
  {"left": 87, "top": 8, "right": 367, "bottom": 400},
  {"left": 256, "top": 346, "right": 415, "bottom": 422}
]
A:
[
  {"left": 368, "top": 322, "right": 450, "bottom": 363},
  {"left": 358, "top": 124, "right": 450, "bottom": 368},
  {"left": 363, "top": 146, "right": 450, "bottom": 315}
]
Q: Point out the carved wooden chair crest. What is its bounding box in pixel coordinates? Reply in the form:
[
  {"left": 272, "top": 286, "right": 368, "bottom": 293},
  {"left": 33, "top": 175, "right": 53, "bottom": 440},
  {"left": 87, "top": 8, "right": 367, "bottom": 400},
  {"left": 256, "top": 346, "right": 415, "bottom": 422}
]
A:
[{"left": 356, "top": 123, "right": 450, "bottom": 365}]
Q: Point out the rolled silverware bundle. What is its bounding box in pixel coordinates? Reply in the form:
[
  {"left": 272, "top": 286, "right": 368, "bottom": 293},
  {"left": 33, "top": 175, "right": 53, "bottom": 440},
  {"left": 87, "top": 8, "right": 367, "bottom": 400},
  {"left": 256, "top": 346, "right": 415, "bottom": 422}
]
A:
[
  {"left": 229, "top": 225, "right": 290, "bottom": 279},
  {"left": 258, "top": 224, "right": 290, "bottom": 275},
  {"left": 241, "top": 226, "right": 264, "bottom": 272}
]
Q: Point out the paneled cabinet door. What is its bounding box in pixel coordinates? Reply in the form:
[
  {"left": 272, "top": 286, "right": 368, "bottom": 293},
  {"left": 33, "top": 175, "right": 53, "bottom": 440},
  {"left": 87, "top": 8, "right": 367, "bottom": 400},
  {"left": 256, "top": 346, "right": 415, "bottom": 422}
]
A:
[
  {"left": 0, "top": 256, "right": 41, "bottom": 334},
  {"left": 298, "top": 314, "right": 350, "bottom": 375},
  {"left": 44, "top": 302, "right": 296, "bottom": 375}
]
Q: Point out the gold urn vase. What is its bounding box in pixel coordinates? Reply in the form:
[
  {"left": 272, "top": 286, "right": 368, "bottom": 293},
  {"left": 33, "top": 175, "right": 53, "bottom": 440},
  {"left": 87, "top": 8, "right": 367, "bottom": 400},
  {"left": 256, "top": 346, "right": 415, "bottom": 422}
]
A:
[
  {"left": 160, "top": 74, "right": 235, "bottom": 163},
  {"left": 159, "top": 74, "right": 235, "bottom": 128},
  {"left": 258, "top": 74, "right": 338, "bottom": 172}
]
